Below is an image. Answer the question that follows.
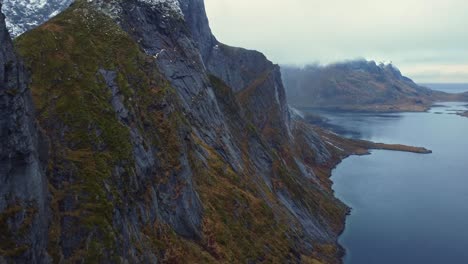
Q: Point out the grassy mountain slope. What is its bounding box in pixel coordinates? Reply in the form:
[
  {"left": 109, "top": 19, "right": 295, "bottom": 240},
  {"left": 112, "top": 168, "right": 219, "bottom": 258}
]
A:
[{"left": 12, "top": 2, "right": 348, "bottom": 263}]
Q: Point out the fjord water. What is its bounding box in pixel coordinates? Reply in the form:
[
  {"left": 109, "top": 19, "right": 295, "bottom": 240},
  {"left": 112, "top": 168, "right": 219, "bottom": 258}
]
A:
[{"left": 311, "top": 102, "right": 468, "bottom": 264}]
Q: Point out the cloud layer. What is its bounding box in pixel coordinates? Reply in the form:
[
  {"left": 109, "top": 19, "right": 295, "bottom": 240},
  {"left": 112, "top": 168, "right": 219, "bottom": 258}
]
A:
[{"left": 205, "top": 0, "right": 468, "bottom": 83}]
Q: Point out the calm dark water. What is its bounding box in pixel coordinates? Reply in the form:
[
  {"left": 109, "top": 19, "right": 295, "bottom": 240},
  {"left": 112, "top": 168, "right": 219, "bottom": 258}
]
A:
[{"left": 306, "top": 102, "right": 468, "bottom": 264}]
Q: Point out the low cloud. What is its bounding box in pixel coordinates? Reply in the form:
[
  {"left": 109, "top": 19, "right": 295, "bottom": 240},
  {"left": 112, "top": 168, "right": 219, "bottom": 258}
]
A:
[{"left": 205, "top": 0, "right": 468, "bottom": 83}]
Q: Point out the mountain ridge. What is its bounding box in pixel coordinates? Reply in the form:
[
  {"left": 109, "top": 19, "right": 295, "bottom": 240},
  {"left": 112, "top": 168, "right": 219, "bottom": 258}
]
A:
[
  {"left": 282, "top": 60, "right": 468, "bottom": 112},
  {"left": 2, "top": 0, "right": 350, "bottom": 262}
]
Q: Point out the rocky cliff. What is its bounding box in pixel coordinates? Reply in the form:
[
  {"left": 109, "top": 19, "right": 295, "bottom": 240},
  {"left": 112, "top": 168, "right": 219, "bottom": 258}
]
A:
[
  {"left": 282, "top": 60, "right": 467, "bottom": 112},
  {"left": 0, "top": 3, "right": 49, "bottom": 262},
  {"left": 1, "top": 0, "right": 352, "bottom": 263}
]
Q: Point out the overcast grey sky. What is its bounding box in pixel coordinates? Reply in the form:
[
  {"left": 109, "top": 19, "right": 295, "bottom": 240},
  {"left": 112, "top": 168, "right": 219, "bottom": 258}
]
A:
[{"left": 204, "top": 0, "right": 468, "bottom": 83}]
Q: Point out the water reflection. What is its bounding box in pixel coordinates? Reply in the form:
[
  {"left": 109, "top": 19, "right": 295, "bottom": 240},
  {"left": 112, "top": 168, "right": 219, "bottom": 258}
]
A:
[{"left": 301, "top": 109, "right": 405, "bottom": 140}]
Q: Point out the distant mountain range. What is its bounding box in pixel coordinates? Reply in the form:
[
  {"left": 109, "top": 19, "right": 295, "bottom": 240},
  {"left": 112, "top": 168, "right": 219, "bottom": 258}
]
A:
[{"left": 282, "top": 60, "right": 468, "bottom": 112}]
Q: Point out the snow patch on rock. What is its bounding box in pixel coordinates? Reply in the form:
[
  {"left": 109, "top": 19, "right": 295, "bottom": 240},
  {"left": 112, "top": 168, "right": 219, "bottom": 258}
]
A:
[
  {"left": 140, "top": 0, "right": 183, "bottom": 14},
  {"left": 2, "top": 0, "right": 73, "bottom": 37},
  {"left": 2, "top": 0, "right": 184, "bottom": 37},
  {"left": 87, "top": 0, "right": 184, "bottom": 19}
]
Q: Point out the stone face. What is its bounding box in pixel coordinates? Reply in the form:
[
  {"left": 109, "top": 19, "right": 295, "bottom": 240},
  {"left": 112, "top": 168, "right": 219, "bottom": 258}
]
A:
[
  {"left": 177, "top": 0, "right": 216, "bottom": 61},
  {"left": 173, "top": 0, "right": 293, "bottom": 151},
  {"left": 130, "top": 0, "right": 342, "bottom": 254},
  {"left": 0, "top": 4, "right": 49, "bottom": 262},
  {"left": 105, "top": 0, "right": 247, "bottom": 174}
]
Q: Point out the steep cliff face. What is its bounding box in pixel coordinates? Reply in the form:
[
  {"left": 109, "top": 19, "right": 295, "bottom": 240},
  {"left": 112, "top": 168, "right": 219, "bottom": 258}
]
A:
[
  {"left": 178, "top": 0, "right": 216, "bottom": 61},
  {"left": 282, "top": 61, "right": 467, "bottom": 112},
  {"left": 16, "top": 3, "right": 207, "bottom": 261},
  {"left": 87, "top": 1, "right": 347, "bottom": 260},
  {"left": 0, "top": 4, "right": 49, "bottom": 262},
  {"left": 4, "top": 0, "right": 349, "bottom": 263},
  {"left": 177, "top": 0, "right": 291, "bottom": 148},
  {"left": 175, "top": 0, "right": 343, "bottom": 251}
]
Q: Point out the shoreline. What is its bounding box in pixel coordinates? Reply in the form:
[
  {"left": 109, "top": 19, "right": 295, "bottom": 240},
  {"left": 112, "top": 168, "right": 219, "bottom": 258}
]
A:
[
  {"left": 297, "top": 99, "right": 468, "bottom": 115},
  {"left": 316, "top": 126, "right": 432, "bottom": 157},
  {"left": 313, "top": 126, "right": 432, "bottom": 264}
]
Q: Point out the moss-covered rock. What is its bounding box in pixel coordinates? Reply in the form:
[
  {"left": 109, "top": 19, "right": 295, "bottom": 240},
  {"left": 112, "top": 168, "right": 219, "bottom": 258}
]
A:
[{"left": 9, "top": 1, "right": 351, "bottom": 263}]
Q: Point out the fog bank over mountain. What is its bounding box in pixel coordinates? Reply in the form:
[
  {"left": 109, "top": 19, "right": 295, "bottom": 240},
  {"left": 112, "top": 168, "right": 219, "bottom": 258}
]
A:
[{"left": 205, "top": 0, "right": 468, "bottom": 83}]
